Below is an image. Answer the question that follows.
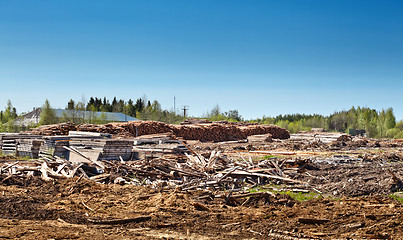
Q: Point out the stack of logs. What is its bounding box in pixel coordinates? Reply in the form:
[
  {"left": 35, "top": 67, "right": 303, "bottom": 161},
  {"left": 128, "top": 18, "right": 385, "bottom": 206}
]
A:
[
  {"left": 180, "top": 118, "right": 212, "bottom": 125},
  {"left": 29, "top": 122, "right": 76, "bottom": 136},
  {"left": 28, "top": 120, "right": 290, "bottom": 142}
]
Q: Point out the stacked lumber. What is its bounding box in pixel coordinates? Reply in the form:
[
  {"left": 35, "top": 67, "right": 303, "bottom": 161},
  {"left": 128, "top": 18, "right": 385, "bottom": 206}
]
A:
[
  {"left": 68, "top": 131, "right": 110, "bottom": 138},
  {"left": 132, "top": 132, "right": 176, "bottom": 146},
  {"left": 69, "top": 138, "right": 107, "bottom": 150},
  {"left": 40, "top": 136, "right": 70, "bottom": 158},
  {"left": 17, "top": 139, "right": 42, "bottom": 158},
  {"left": 29, "top": 121, "right": 290, "bottom": 142},
  {"left": 1, "top": 140, "right": 17, "bottom": 155},
  {"left": 99, "top": 140, "right": 134, "bottom": 161}
]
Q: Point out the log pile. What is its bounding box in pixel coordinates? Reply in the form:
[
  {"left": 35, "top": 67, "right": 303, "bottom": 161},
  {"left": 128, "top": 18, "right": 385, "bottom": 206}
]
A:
[
  {"left": 240, "top": 125, "right": 290, "bottom": 139},
  {"left": 180, "top": 118, "right": 212, "bottom": 125},
  {"left": 123, "top": 121, "right": 173, "bottom": 136},
  {"left": 29, "top": 122, "right": 76, "bottom": 135},
  {"left": 28, "top": 121, "right": 290, "bottom": 142},
  {"left": 247, "top": 134, "right": 273, "bottom": 143},
  {"left": 171, "top": 124, "right": 242, "bottom": 142}
]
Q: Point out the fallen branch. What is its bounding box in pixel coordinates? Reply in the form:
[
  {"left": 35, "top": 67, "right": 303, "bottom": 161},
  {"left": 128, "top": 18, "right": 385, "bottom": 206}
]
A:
[
  {"left": 87, "top": 216, "right": 151, "bottom": 225},
  {"left": 298, "top": 218, "right": 330, "bottom": 224}
]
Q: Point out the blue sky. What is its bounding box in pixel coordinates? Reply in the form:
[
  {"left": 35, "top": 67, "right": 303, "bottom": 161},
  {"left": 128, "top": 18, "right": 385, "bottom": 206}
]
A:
[{"left": 1, "top": 0, "right": 402, "bottom": 120}]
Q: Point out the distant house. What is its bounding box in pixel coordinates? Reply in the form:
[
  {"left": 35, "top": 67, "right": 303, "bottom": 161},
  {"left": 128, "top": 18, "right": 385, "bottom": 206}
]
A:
[{"left": 13, "top": 108, "right": 139, "bottom": 127}]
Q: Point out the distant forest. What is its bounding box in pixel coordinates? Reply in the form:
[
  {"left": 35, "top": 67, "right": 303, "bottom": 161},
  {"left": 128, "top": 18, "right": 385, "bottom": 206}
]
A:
[
  {"left": 1, "top": 98, "right": 402, "bottom": 139},
  {"left": 253, "top": 107, "right": 402, "bottom": 138}
]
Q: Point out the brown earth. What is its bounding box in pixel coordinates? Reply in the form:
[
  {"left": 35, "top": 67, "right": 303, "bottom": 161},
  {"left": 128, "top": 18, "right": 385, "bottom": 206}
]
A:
[
  {"left": 0, "top": 173, "right": 402, "bottom": 239},
  {"left": 1, "top": 133, "right": 403, "bottom": 239}
]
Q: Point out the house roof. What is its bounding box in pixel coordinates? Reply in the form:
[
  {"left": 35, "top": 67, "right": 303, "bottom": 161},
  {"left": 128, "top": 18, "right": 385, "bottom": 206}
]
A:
[
  {"left": 15, "top": 108, "right": 139, "bottom": 123},
  {"left": 54, "top": 109, "right": 139, "bottom": 122}
]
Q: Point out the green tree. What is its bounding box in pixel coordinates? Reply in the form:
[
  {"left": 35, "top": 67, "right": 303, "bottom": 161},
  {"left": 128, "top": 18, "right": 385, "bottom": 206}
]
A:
[
  {"left": 1, "top": 100, "right": 18, "bottom": 123},
  {"left": 395, "top": 121, "right": 403, "bottom": 131},
  {"left": 385, "top": 108, "right": 396, "bottom": 130},
  {"left": 39, "top": 99, "right": 57, "bottom": 125},
  {"left": 126, "top": 99, "right": 136, "bottom": 117},
  {"left": 67, "top": 99, "right": 75, "bottom": 110},
  {"left": 224, "top": 110, "right": 242, "bottom": 121},
  {"left": 386, "top": 128, "right": 402, "bottom": 139}
]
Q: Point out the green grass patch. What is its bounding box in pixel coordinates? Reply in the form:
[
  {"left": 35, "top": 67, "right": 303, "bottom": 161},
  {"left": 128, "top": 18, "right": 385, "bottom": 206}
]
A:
[
  {"left": 280, "top": 191, "right": 321, "bottom": 201},
  {"left": 247, "top": 184, "right": 322, "bottom": 201},
  {"left": 390, "top": 193, "right": 403, "bottom": 203}
]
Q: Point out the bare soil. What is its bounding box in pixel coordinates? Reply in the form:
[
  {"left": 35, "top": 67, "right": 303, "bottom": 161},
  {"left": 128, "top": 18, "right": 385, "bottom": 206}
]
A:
[
  {"left": 1, "top": 136, "right": 403, "bottom": 239},
  {"left": 0, "top": 172, "right": 403, "bottom": 239}
]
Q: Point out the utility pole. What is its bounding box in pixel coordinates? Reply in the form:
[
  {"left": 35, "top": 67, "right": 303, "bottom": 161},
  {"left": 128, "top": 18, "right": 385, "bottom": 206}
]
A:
[
  {"left": 174, "top": 96, "right": 176, "bottom": 113},
  {"left": 182, "top": 105, "right": 189, "bottom": 119}
]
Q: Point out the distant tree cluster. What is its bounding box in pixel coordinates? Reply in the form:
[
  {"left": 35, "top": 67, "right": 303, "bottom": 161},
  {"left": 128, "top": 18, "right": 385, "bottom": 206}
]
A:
[
  {"left": 0, "top": 100, "right": 18, "bottom": 132},
  {"left": 0, "top": 100, "right": 18, "bottom": 124},
  {"left": 203, "top": 105, "right": 243, "bottom": 122},
  {"left": 84, "top": 97, "right": 145, "bottom": 116},
  {"left": 253, "top": 106, "right": 402, "bottom": 138},
  {"left": 82, "top": 96, "right": 183, "bottom": 124},
  {"left": 60, "top": 96, "right": 184, "bottom": 124}
]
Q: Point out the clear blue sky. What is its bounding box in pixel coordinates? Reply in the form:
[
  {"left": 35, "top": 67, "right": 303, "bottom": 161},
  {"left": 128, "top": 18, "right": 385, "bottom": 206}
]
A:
[{"left": 1, "top": 0, "right": 402, "bottom": 120}]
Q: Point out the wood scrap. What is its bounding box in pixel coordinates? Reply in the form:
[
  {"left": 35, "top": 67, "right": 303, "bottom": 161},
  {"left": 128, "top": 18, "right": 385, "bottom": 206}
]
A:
[{"left": 87, "top": 216, "right": 151, "bottom": 225}]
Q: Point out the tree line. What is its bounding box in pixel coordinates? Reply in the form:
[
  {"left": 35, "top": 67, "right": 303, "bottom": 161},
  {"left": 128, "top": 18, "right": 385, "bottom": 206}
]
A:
[
  {"left": 64, "top": 96, "right": 184, "bottom": 124},
  {"left": 251, "top": 106, "right": 402, "bottom": 138},
  {"left": 0, "top": 97, "right": 185, "bottom": 131},
  {"left": 1, "top": 99, "right": 402, "bottom": 139}
]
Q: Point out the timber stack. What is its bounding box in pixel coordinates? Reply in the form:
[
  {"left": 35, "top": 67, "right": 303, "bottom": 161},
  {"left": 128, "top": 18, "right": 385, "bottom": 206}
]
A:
[
  {"left": 40, "top": 136, "right": 70, "bottom": 158},
  {"left": 247, "top": 134, "right": 273, "bottom": 143},
  {"left": 99, "top": 140, "right": 134, "bottom": 161},
  {"left": 17, "top": 139, "right": 42, "bottom": 158},
  {"left": 30, "top": 122, "right": 76, "bottom": 136},
  {"left": 28, "top": 120, "right": 290, "bottom": 142},
  {"left": 180, "top": 118, "right": 212, "bottom": 125}
]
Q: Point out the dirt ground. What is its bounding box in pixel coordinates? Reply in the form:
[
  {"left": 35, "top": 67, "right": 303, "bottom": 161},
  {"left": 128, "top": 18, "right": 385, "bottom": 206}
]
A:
[
  {"left": 0, "top": 175, "right": 402, "bottom": 240},
  {"left": 1, "top": 138, "right": 403, "bottom": 239}
]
